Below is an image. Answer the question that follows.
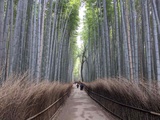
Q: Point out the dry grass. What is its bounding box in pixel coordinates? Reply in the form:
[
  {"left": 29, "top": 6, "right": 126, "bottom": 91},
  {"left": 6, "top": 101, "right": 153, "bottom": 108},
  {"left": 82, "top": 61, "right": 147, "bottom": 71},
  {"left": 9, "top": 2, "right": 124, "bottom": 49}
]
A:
[
  {"left": 84, "top": 78, "right": 160, "bottom": 120},
  {"left": 0, "top": 75, "right": 72, "bottom": 120}
]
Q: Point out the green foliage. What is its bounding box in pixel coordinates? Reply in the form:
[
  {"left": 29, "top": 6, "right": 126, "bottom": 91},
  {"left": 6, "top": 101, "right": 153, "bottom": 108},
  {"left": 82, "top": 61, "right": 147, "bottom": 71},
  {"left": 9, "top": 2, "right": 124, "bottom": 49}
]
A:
[
  {"left": 67, "top": 0, "right": 80, "bottom": 34},
  {"left": 106, "top": 0, "right": 114, "bottom": 24},
  {"left": 81, "top": 0, "right": 114, "bottom": 47}
]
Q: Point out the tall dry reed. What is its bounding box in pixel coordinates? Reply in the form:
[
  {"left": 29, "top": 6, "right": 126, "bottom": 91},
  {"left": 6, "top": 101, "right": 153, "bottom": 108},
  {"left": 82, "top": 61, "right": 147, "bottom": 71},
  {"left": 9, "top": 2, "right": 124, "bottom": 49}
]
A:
[
  {"left": 0, "top": 75, "right": 72, "bottom": 120},
  {"left": 84, "top": 78, "right": 160, "bottom": 120}
]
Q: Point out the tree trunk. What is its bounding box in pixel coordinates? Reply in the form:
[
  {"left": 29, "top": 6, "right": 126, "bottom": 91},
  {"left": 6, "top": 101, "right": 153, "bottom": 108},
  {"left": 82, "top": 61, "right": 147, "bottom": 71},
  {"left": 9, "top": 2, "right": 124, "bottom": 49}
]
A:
[
  {"left": 120, "top": 0, "right": 130, "bottom": 79},
  {"left": 130, "top": 0, "right": 138, "bottom": 82},
  {"left": 37, "top": 0, "right": 46, "bottom": 80},
  {"left": 0, "top": 0, "right": 4, "bottom": 68},
  {"left": 114, "top": 0, "right": 121, "bottom": 78},
  {"left": 103, "top": 0, "right": 111, "bottom": 77},
  {"left": 144, "top": 0, "right": 152, "bottom": 81},
  {"left": 152, "top": 6, "right": 160, "bottom": 81}
]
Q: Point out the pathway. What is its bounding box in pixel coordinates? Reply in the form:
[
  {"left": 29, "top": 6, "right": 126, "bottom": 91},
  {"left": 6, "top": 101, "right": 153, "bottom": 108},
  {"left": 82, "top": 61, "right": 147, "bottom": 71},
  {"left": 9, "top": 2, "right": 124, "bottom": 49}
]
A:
[{"left": 54, "top": 84, "right": 117, "bottom": 120}]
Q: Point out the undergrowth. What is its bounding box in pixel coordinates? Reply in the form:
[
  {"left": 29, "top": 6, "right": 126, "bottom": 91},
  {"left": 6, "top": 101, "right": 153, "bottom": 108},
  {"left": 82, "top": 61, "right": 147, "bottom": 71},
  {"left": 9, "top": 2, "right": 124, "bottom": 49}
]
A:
[
  {"left": 0, "top": 75, "right": 72, "bottom": 120},
  {"left": 84, "top": 78, "right": 160, "bottom": 120}
]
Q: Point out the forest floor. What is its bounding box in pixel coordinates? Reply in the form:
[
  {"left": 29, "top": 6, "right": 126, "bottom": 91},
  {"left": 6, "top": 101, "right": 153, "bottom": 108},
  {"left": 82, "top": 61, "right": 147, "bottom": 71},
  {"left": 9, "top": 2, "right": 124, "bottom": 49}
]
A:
[{"left": 54, "top": 84, "right": 117, "bottom": 120}]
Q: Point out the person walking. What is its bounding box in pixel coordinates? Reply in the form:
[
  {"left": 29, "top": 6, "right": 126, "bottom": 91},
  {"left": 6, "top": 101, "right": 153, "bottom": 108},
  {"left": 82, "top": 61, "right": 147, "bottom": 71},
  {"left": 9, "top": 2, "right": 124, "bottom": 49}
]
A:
[{"left": 80, "top": 83, "right": 84, "bottom": 90}]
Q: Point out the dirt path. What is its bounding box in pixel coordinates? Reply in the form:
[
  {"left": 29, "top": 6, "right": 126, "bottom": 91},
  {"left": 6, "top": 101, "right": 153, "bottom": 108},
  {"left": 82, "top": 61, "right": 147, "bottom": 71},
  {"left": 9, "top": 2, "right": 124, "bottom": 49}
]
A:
[{"left": 54, "top": 84, "right": 117, "bottom": 120}]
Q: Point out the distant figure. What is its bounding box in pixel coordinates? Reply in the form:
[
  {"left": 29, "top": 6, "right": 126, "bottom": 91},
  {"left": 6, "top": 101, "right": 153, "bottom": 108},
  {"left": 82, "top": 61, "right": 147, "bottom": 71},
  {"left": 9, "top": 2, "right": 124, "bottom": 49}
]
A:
[
  {"left": 80, "top": 83, "right": 84, "bottom": 90},
  {"left": 76, "top": 83, "right": 79, "bottom": 88}
]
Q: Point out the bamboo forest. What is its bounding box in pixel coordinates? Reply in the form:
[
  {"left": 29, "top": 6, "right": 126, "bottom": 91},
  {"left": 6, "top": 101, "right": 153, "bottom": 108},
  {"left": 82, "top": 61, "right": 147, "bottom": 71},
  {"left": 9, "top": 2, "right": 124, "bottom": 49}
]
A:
[{"left": 0, "top": 0, "right": 160, "bottom": 120}]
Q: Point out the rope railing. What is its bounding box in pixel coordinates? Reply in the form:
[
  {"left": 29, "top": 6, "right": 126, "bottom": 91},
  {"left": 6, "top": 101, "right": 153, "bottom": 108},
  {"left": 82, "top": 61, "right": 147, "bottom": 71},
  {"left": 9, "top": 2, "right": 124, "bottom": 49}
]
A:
[
  {"left": 83, "top": 84, "right": 160, "bottom": 119},
  {"left": 88, "top": 94, "right": 123, "bottom": 120},
  {"left": 27, "top": 90, "right": 70, "bottom": 120}
]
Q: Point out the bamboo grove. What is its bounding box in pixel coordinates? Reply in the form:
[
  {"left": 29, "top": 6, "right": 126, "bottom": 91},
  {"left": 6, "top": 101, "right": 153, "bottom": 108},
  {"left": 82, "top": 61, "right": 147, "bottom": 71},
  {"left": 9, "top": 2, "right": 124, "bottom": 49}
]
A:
[
  {"left": 0, "top": 0, "right": 80, "bottom": 83},
  {"left": 81, "top": 0, "right": 160, "bottom": 83}
]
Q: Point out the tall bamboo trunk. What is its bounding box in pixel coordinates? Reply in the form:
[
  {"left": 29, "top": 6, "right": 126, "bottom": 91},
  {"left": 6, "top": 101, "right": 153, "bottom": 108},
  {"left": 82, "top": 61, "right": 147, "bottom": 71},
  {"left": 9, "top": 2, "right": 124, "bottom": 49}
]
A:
[
  {"left": 37, "top": 0, "right": 46, "bottom": 80},
  {"left": 152, "top": 6, "right": 160, "bottom": 81},
  {"left": 120, "top": 0, "right": 130, "bottom": 79},
  {"left": 144, "top": 0, "right": 152, "bottom": 81},
  {"left": 103, "top": 0, "right": 111, "bottom": 78},
  {"left": 114, "top": 0, "right": 121, "bottom": 78},
  {"left": 0, "top": 0, "right": 4, "bottom": 69}
]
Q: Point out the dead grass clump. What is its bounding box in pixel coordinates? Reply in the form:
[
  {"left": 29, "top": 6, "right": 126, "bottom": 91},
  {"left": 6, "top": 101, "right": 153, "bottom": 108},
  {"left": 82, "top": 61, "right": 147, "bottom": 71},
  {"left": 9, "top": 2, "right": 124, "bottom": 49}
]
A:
[
  {"left": 84, "top": 79, "right": 160, "bottom": 120},
  {"left": 0, "top": 76, "right": 72, "bottom": 120}
]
